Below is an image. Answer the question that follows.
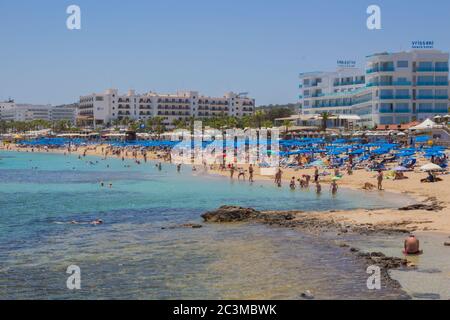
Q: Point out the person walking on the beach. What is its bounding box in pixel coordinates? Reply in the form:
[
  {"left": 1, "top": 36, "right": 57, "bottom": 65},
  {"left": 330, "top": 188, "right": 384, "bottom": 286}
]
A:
[
  {"left": 404, "top": 234, "right": 422, "bottom": 255},
  {"left": 314, "top": 167, "right": 319, "bottom": 183},
  {"left": 248, "top": 164, "right": 254, "bottom": 182},
  {"left": 230, "top": 165, "right": 235, "bottom": 179},
  {"left": 377, "top": 170, "right": 383, "bottom": 190}
]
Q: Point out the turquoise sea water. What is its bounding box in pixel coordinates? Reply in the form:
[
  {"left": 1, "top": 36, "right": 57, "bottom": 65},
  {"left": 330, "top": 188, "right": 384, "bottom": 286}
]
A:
[{"left": 0, "top": 151, "right": 411, "bottom": 299}]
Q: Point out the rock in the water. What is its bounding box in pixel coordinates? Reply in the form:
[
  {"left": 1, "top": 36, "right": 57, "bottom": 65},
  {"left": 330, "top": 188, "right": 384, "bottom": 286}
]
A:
[
  {"left": 412, "top": 292, "right": 441, "bottom": 300},
  {"left": 162, "top": 223, "right": 203, "bottom": 230},
  {"left": 300, "top": 290, "right": 314, "bottom": 300},
  {"left": 201, "top": 206, "right": 261, "bottom": 223},
  {"left": 399, "top": 203, "right": 444, "bottom": 211}
]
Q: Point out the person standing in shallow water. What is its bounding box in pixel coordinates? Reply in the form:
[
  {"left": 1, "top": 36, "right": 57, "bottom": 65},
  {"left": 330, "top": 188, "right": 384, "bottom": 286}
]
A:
[
  {"left": 230, "top": 165, "right": 235, "bottom": 179},
  {"left": 275, "top": 168, "right": 283, "bottom": 185},
  {"left": 314, "top": 166, "right": 319, "bottom": 183},
  {"left": 315, "top": 181, "right": 322, "bottom": 194},
  {"left": 330, "top": 180, "right": 338, "bottom": 195},
  {"left": 290, "top": 177, "right": 296, "bottom": 190},
  {"left": 377, "top": 170, "right": 384, "bottom": 190},
  {"left": 248, "top": 164, "right": 254, "bottom": 182}
]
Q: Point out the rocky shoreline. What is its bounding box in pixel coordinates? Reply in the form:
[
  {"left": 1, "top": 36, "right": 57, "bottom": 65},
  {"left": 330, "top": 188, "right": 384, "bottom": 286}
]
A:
[{"left": 201, "top": 205, "right": 415, "bottom": 299}]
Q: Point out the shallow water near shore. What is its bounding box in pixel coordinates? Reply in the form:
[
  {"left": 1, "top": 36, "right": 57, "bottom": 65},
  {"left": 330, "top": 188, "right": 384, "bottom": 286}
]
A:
[{"left": 0, "top": 151, "right": 413, "bottom": 299}]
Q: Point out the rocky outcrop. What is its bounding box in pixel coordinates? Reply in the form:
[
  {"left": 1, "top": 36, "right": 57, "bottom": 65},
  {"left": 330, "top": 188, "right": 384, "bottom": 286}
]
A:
[
  {"left": 161, "top": 223, "right": 203, "bottom": 230},
  {"left": 201, "top": 206, "right": 261, "bottom": 222},
  {"left": 399, "top": 198, "right": 445, "bottom": 212},
  {"left": 201, "top": 206, "right": 296, "bottom": 223}
]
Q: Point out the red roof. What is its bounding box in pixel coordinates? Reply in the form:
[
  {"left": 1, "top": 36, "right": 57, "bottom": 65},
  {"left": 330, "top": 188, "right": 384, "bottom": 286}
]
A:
[{"left": 376, "top": 121, "right": 420, "bottom": 131}]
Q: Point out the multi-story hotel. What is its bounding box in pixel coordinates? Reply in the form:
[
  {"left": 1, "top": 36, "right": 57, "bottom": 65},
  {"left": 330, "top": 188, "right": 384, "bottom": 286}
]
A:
[
  {"left": 300, "top": 50, "right": 450, "bottom": 128},
  {"left": 78, "top": 89, "right": 255, "bottom": 127},
  {"left": 0, "top": 101, "right": 77, "bottom": 123}
]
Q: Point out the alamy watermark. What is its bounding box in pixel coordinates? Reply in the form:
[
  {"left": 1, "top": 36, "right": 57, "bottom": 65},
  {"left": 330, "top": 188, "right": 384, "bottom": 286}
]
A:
[
  {"left": 66, "top": 265, "right": 81, "bottom": 290},
  {"left": 66, "top": 5, "right": 81, "bottom": 30},
  {"left": 366, "top": 265, "right": 381, "bottom": 290},
  {"left": 367, "top": 5, "right": 381, "bottom": 30},
  {"left": 170, "top": 121, "right": 280, "bottom": 167}
]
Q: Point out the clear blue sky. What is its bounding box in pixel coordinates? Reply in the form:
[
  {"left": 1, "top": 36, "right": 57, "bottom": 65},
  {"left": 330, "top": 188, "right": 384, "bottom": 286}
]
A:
[{"left": 1, "top": 0, "right": 449, "bottom": 106}]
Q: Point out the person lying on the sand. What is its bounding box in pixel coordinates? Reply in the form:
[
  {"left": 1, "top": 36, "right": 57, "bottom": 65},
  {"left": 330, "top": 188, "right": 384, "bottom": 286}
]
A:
[{"left": 420, "top": 172, "right": 442, "bottom": 183}]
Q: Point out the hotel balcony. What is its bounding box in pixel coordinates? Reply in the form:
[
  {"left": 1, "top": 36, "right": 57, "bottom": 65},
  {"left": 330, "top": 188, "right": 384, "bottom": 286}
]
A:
[
  {"left": 367, "top": 80, "right": 412, "bottom": 87},
  {"left": 380, "top": 108, "right": 411, "bottom": 113},
  {"left": 416, "top": 96, "right": 434, "bottom": 100},
  {"left": 416, "top": 66, "right": 449, "bottom": 72},
  {"left": 416, "top": 67, "right": 434, "bottom": 72},
  {"left": 417, "top": 82, "right": 438, "bottom": 86},
  {"left": 379, "top": 94, "right": 411, "bottom": 100},
  {"left": 367, "top": 66, "right": 395, "bottom": 74}
]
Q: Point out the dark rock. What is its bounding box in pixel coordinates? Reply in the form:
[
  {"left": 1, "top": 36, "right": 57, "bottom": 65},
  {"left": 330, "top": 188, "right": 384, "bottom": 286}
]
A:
[
  {"left": 416, "top": 268, "right": 442, "bottom": 274},
  {"left": 412, "top": 293, "right": 441, "bottom": 300},
  {"left": 162, "top": 223, "right": 203, "bottom": 230},
  {"left": 201, "top": 206, "right": 261, "bottom": 223},
  {"left": 444, "top": 242, "right": 450, "bottom": 246},
  {"left": 300, "top": 290, "right": 314, "bottom": 300},
  {"left": 399, "top": 203, "right": 444, "bottom": 211}
]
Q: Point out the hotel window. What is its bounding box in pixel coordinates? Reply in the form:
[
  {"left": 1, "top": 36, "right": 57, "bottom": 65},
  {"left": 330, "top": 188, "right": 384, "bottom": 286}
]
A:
[
  {"left": 418, "top": 61, "right": 433, "bottom": 69},
  {"left": 435, "top": 62, "right": 448, "bottom": 70},
  {"left": 397, "top": 61, "right": 408, "bottom": 68},
  {"left": 435, "top": 89, "right": 448, "bottom": 97},
  {"left": 418, "top": 89, "right": 433, "bottom": 97},
  {"left": 418, "top": 76, "right": 433, "bottom": 83},
  {"left": 435, "top": 76, "right": 447, "bottom": 83},
  {"left": 396, "top": 89, "right": 409, "bottom": 97}
]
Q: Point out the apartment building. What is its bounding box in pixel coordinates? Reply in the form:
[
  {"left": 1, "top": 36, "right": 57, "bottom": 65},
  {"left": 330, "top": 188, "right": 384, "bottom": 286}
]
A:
[
  {"left": 0, "top": 103, "right": 77, "bottom": 123},
  {"left": 300, "top": 50, "right": 449, "bottom": 128},
  {"left": 78, "top": 89, "right": 255, "bottom": 127},
  {"left": 0, "top": 100, "right": 16, "bottom": 121}
]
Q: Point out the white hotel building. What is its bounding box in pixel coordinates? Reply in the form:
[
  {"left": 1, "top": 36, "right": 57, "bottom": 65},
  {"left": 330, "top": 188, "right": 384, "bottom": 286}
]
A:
[
  {"left": 300, "top": 50, "right": 449, "bottom": 128},
  {"left": 78, "top": 89, "right": 255, "bottom": 127},
  {"left": 0, "top": 101, "right": 77, "bottom": 123}
]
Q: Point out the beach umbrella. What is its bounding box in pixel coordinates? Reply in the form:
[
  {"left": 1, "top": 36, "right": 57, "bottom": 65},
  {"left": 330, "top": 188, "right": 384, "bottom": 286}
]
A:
[
  {"left": 420, "top": 163, "right": 443, "bottom": 171},
  {"left": 393, "top": 166, "right": 408, "bottom": 172}
]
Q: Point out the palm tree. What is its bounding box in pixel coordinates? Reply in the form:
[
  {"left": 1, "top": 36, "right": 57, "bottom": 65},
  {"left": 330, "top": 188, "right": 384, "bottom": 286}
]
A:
[
  {"left": 253, "top": 110, "right": 265, "bottom": 129},
  {"left": 283, "top": 120, "right": 293, "bottom": 135},
  {"left": 320, "top": 112, "right": 333, "bottom": 132}
]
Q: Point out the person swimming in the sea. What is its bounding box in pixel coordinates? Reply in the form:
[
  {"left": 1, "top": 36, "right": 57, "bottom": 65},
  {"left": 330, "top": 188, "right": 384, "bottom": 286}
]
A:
[{"left": 91, "top": 219, "right": 103, "bottom": 225}]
